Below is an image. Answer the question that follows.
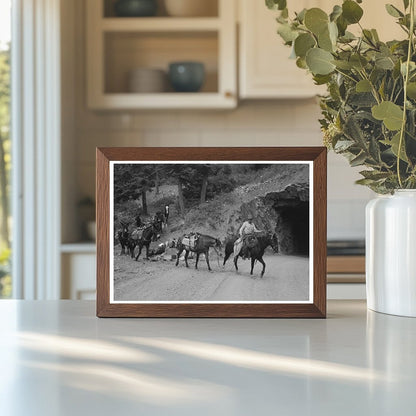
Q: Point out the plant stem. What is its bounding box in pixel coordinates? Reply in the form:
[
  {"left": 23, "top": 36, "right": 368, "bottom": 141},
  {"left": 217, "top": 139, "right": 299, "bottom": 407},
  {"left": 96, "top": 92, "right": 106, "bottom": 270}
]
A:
[
  {"left": 334, "top": 68, "right": 358, "bottom": 84},
  {"left": 358, "top": 69, "right": 381, "bottom": 104},
  {"left": 397, "top": 0, "right": 415, "bottom": 188}
]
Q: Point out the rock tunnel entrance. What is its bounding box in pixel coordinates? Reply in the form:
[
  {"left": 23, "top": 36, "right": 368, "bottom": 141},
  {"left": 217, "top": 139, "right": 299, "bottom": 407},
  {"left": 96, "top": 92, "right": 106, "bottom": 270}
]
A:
[
  {"left": 275, "top": 203, "right": 309, "bottom": 255},
  {"left": 265, "top": 184, "right": 309, "bottom": 255}
]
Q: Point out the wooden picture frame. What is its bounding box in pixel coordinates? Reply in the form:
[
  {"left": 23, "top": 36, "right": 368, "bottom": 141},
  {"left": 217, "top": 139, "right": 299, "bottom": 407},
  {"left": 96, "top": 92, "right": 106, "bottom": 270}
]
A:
[{"left": 96, "top": 147, "right": 327, "bottom": 318}]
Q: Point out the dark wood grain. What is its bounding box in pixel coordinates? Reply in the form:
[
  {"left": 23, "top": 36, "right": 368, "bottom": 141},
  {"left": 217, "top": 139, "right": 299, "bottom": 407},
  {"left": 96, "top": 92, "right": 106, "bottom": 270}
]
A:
[
  {"left": 96, "top": 148, "right": 110, "bottom": 317},
  {"left": 96, "top": 147, "right": 327, "bottom": 318},
  {"left": 313, "top": 148, "right": 327, "bottom": 318}
]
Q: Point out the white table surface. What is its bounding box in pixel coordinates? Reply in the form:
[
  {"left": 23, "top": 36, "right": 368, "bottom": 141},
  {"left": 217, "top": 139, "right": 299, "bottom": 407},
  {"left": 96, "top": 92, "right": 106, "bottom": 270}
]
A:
[{"left": 0, "top": 300, "right": 415, "bottom": 416}]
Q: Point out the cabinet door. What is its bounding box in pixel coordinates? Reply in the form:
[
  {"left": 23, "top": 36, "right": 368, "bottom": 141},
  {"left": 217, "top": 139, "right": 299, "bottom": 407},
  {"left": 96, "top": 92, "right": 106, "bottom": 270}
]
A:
[
  {"left": 62, "top": 253, "right": 96, "bottom": 300},
  {"left": 239, "top": 0, "right": 404, "bottom": 99},
  {"left": 239, "top": 0, "right": 325, "bottom": 99}
]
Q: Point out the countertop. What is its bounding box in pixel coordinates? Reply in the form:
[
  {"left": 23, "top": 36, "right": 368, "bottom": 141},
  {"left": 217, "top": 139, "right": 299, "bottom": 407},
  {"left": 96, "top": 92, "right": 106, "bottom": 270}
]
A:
[{"left": 0, "top": 300, "right": 415, "bottom": 415}]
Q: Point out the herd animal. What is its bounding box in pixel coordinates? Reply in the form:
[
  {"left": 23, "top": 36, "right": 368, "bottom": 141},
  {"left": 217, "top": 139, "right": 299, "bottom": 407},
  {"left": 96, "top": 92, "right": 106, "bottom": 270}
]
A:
[{"left": 116, "top": 217, "right": 279, "bottom": 277}]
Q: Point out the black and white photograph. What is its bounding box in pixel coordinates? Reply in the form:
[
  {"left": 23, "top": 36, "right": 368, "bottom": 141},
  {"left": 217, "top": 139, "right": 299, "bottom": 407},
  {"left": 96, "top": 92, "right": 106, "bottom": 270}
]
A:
[{"left": 110, "top": 161, "right": 312, "bottom": 303}]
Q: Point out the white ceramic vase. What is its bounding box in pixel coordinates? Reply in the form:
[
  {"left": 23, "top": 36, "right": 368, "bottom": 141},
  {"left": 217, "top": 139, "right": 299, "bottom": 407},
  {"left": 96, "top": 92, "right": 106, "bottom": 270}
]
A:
[{"left": 366, "top": 190, "right": 416, "bottom": 317}]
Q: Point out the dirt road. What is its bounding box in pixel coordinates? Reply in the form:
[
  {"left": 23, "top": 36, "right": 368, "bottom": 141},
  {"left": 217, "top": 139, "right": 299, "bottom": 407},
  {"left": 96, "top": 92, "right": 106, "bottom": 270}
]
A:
[{"left": 113, "top": 250, "right": 309, "bottom": 302}]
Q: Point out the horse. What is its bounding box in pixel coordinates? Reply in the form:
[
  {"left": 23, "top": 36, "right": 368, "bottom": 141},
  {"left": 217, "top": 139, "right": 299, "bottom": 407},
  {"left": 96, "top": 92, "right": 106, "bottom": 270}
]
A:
[
  {"left": 130, "top": 223, "right": 159, "bottom": 261},
  {"left": 117, "top": 221, "right": 130, "bottom": 255},
  {"left": 223, "top": 232, "right": 279, "bottom": 277},
  {"left": 175, "top": 233, "right": 222, "bottom": 271}
]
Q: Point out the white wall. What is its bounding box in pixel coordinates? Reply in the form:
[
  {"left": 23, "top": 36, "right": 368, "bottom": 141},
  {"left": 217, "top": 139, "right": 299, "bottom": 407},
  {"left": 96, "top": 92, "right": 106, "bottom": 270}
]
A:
[{"left": 62, "top": 0, "right": 374, "bottom": 243}]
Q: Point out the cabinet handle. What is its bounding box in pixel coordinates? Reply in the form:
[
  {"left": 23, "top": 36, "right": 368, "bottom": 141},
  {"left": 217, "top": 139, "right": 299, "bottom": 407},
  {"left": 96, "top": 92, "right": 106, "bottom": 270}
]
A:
[{"left": 225, "top": 91, "right": 234, "bottom": 99}]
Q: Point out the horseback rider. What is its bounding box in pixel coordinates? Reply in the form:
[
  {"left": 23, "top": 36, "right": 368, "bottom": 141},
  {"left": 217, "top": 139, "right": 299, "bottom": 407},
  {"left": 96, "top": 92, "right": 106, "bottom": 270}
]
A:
[
  {"left": 234, "top": 215, "right": 262, "bottom": 258},
  {"left": 164, "top": 204, "right": 170, "bottom": 224},
  {"left": 135, "top": 212, "right": 143, "bottom": 228}
]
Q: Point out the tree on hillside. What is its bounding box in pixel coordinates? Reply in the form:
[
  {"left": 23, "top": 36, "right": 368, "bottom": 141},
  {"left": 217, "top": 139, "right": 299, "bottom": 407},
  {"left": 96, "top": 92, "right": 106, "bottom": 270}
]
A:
[
  {"left": 155, "top": 166, "right": 160, "bottom": 194},
  {"left": 114, "top": 164, "right": 155, "bottom": 215},
  {"left": 165, "top": 165, "right": 198, "bottom": 216},
  {"left": 197, "top": 164, "right": 212, "bottom": 204},
  {"left": 0, "top": 46, "right": 10, "bottom": 248},
  {"left": 114, "top": 165, "right": 139, "bottom": 202},
  {"left": 182, "top": 164, "right": 236, "bottom": 205},
  {"left": 206, "top": 165, "right": 235, "bottom": 199},
  {"left": 152, "top": 164, "right": 172, "bottom": 196},
  {"left": 136, "top": 165, "right": 155, "bottom": 215}
]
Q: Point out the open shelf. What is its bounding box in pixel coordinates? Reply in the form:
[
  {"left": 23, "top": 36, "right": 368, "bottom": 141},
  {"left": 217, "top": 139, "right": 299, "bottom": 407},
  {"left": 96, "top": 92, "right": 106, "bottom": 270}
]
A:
[
  {"left": 91, "top": 93, "right": 234, "bottom": 109},
  {"left": 104, "top": 31, "right": 218, "bottom": 94},
  {"left": 101, "top": 17, "right": 221, "bottom": 32},
  {"left": 87, "top": 0, "right": 236, "bottom": 109},
  {"left": 103, "top": 0, "right": 219, "bottom": 18}
]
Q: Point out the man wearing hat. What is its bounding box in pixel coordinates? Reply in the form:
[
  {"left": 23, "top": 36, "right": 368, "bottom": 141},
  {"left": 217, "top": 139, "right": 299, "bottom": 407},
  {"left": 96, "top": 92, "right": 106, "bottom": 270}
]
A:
[{"left": 234, "top": 215, "right": 262, "bottom": 258}]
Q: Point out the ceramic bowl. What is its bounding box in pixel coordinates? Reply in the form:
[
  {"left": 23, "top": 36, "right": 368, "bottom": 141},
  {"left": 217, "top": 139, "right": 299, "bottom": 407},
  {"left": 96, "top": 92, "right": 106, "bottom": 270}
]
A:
[
  {"left": 168, "top": 62, "right": 205, "bottom": 92},
  {"left": 114, "top": 0, "right": 158, "bottom": 17},
  {"left": 128, "top": 68, "right": 167, "bottom": 93}
]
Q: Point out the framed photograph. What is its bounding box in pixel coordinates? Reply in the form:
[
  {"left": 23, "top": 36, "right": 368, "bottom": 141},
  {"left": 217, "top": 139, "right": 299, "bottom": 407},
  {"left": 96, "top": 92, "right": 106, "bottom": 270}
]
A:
[{"left": 96, "top": 147, "right": 327, "bottom": 318}]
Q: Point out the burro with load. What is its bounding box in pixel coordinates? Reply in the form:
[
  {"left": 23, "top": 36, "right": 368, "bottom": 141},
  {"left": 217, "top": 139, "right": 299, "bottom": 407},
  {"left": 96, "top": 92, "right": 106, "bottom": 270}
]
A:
[{"left": 175, "top": 232, "right": 222, "bottom": 271}]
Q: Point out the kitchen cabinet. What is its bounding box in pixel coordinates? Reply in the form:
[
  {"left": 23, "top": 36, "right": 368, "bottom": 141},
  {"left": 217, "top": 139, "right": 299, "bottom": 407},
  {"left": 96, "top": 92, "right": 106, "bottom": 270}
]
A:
[
  {"left": 61, "top": 244, "right": 96, "bottom": 300},
  {"left": 239, "top": 0, "right": 325, "bottom": 99},
  {"left": 327, "top": 255, "right": 366, "bottom": 300},
  {"left": 238, "top": 0, "right": 404, "bottom": 99},
  {"left": 86, "top": 0, "right": 237, "bottom": 109},
  {"left": 87, "top": 0, "right": 404, "bottom": 107}
]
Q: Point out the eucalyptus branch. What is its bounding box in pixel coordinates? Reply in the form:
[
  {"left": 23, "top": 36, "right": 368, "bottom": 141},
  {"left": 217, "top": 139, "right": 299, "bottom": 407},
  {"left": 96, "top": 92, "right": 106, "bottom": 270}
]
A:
[
  {"left": 390, "top": 79, "right": 398, "bottom": 101},
  {"left": 398, "top": 24, "right": 410, "bottom": 35},
  {"left": 397, "top": 0, "right": 415, "bottom": 188},
  {"left": 267, "top": 0, "right": 416, "bottom": 193},
  {"left": 334, "top": 68, "right": 358, "bottom": 84},
  {"left": 393, "top": 85, "right": 404, "bottom": 103},
  {"left": 359, "top": 69, "right": 381, "bottom": 104}
]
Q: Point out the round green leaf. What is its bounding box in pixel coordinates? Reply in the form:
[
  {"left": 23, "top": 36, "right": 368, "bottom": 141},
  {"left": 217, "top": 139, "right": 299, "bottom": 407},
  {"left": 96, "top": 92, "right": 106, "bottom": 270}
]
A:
[
  {"left": 296, "top": 8, "right": 307, "bottom": 23},
  {"left": 385, "top": 4, "right": 403, "bottom": 18},
  {"left": 371, "top": 29, "right": 380, "bottom": 42},
  {"left": 336, "top": 15, "right": 348, "bottom": 36},
  {"left": 330, "top": 5, "right": 342, "bottom": 22},
  {"left": 304, "top": 8, "right": 328, "bottom": 35},
  {"left": 371, "top": 101, "right": 404, "bottom": 131},
  {"left": 356, "top": 79, "right": 372, "bottom": 92},
  {"left": 306, "top": 48, "right": 335, "bottom": 75},
  {"left": 387, "top": 132, "right": 408, "bottom": 162},
  {"left": 407, "top": 82, "right": 416, "bottom": 99},
  {"left": 328, "top": 21, "right": 338, "bottom": 43},
  {"left": 342, "top": 0, "right": 364, "bottom": 24},
  {"left": 333, "top": 60, "right": 352, "bottom": 70},
  {"left": 313, "top": 74, "right": 332, "bottom": 85},
  {"left": 401, "top": 61, "right": 416, "bottom": 76},
  {"left": 294, "top": 33, "right": 316, "bottom": 58},
  {"left": 277, "top": 23, "right": 298, "bottom": 43},
  {"left": 375, "top": 56, "right": 395, "bottom": 70},
  {"left": 350, "top": 54, "right": 368, "bottom": 70},
  {"left": 318, "top": 22, "right": 338, "bottom": 52},
  {"left": 266, "top": 0, "right": 287, "bottom": 11},
  {"left": 318, "top": 28, "right": 333, "bottom": 52},
  {"left": 296, "top": 57, "right": 308, "bottom": 69}
]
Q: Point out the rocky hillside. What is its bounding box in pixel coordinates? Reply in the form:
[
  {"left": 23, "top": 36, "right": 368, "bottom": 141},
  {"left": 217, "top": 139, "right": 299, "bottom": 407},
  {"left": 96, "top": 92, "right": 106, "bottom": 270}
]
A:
[{"left": 164, "top": 164, "right": 310, "bottom": 254}]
